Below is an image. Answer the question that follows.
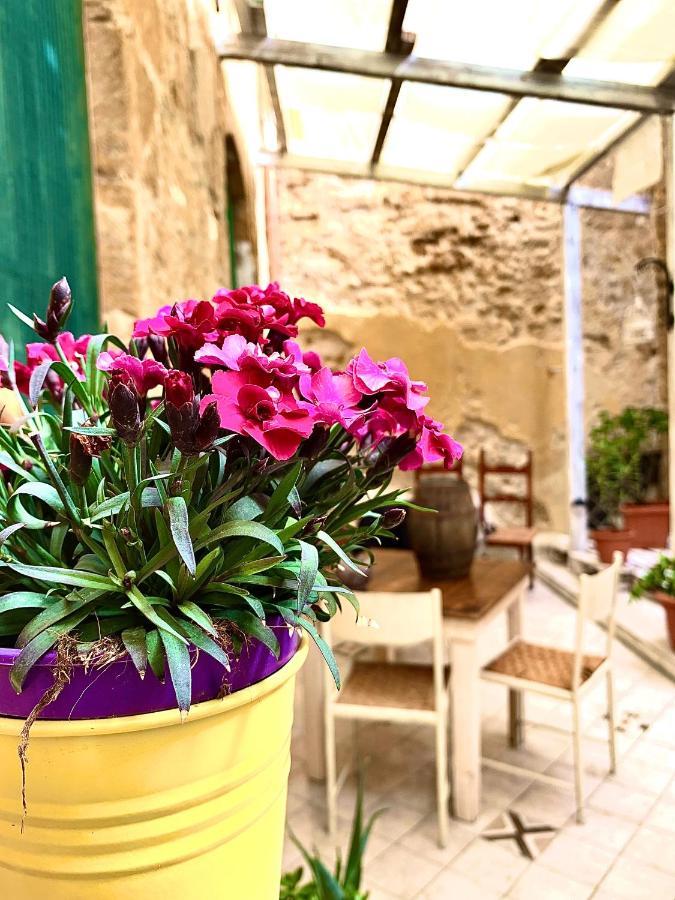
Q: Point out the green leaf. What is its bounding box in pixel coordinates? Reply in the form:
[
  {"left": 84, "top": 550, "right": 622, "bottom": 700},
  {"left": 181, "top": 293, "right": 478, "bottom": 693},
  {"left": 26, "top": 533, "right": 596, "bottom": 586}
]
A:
[
  {"left": 0, "top": 592, "right": 51, "bottom": 613},
  {"left": 317, "top": 530, "right": 366, "bottom": 576},
  {"left": 222, "top": 496, "right": 264, "bottom": 522},
  {"left": 10, "top": 605, "right": 95, "bottom": 692},
  {"left": 171, "top": 614, "right": 230, "bottom": 670},
  {"left": 5, "top": 562, "right": 119, "bottom": 592},
  {"left": 8, "top": 482, "right": 66, "bottom": 529},
  {"left": 126, "top": 586, "right": 187, "bottom": 642},
  {"left": 121, "top": 626, "right": 148, "bottom": 677},
  {"left": 194, "top": 520, "right": 284, "bottom": 556},
  {"left": 146, "top": 629, "right": 165, "bottom": 680},
  {"left": 7, "top": 302, "right": 35, "bottom": 330},
  {"left": 222, "top": 610, "right": 279, "bottom": 657},
  {"left": 283, "top": 610, "right": 340, "bottom": 690},
  {"left": 265, "top": 461, "right": 302, "bottom": 523},
  {"left": 297, "top": 540, "right": 319, "bottom": 609},
  {"left": 158, "top": 627, "right": 192, "bottom": 714},
  {"left": 0, "top": 522, "right": 25, "bottom": 544},
  {"left": 166, "top": 496, "right": 196, "bottom": 575},
  {"left": 177, "top": 601, "right": 216, "bottom": 636},
  {"left": 88, "top": 491, "right": 130, "bottom": 522},
  {"left": 0, "top": 451, "right": 39, "bottom": 481},
  {"left": 224, "top": 555, "right": 285, "bottom": 578}
]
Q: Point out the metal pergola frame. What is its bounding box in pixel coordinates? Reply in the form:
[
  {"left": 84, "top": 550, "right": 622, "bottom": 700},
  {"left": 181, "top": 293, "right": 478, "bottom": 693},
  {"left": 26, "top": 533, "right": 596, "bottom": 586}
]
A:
[{"left": 220, "top": 1, "right": 675, "bottom": 552}]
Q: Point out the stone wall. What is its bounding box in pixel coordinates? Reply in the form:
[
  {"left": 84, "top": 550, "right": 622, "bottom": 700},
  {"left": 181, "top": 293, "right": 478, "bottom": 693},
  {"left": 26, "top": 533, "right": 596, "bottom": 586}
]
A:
[
  {"left": 83, "top": 0, "right": 244, "bottom": 335},
  {"left": 276, "top": 171, "right": 666, "bottom": 531}
]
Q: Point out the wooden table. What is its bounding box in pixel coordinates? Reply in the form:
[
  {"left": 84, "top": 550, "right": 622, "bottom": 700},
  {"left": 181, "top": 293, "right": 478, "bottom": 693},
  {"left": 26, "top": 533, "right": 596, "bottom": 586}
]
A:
[{"left": 301, "top": 549, "right": 530, "bottom": 822}]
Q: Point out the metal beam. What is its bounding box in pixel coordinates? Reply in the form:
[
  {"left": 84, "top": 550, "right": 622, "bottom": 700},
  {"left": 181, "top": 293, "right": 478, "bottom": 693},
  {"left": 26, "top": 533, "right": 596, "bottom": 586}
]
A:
[
  {"left": 257, "top": 151, "right": 651, "bottom": 214},
  {"left": 562, "top": 201, "right": 588, "bottom": 553},
  {"left": 217, "top": 35, "right": 675, "bottom": 114},
  {"left": 231, "top": 2, "right": 287, "bottom": 154},
  {"left": 371, "top": 0, "right": 412, "bottom": 166}
]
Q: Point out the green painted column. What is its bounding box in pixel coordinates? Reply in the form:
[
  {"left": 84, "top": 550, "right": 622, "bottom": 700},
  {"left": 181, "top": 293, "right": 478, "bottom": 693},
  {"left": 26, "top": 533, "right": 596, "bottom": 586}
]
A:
[{"left": 0, "top": 0, "right": 98, "bottom": 346}]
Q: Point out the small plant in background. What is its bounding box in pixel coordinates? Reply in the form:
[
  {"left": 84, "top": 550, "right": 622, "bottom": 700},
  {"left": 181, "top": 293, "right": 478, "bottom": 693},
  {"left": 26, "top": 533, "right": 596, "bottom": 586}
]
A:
[
  {"left": 280, "top": 779, "right": 378, "bottom": 900},
  {"left": 0, "top": 279, "right": 462, "bottom": 712},
  {"left": 630, "top": 554, "right": 675, "bottom": 599},
  {"left": 587, "top": 406, "right": 668, "bottom": 528}
]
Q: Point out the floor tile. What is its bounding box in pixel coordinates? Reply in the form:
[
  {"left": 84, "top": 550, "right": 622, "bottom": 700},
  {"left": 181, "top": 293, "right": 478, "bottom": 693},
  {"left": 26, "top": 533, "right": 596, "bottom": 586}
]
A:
[
  {"left": 558, "top": 806, "right": 637, "bottom": 853},
  {"left": 643, "top": 798, "right": 675, "bottom": 835},
  {"left": 510, "top": 783, "right": 577, "bottom": 828},
  {"left": 448, "top": 836, "right": 529, "bottom": 894},
  {"left": 588, "top": 779, "right": 656, "bottom": 823},
  {"left": 536, "top": 831, "right": 616, "bottom": 885},
  {"left": 367, "top": 842, "right": 442, "bottom": 898},
  {"left": 370, "top": 801, "right": 428, "bottom": 843},
  {"left": 416, "top": 866, "right": 500, "bottom": 900},
  {"left": 623, "top": 824, "right": 675, "bottom": 876},
  {"left": 507, "top": 862, "right": 592, "bottom": 899},
  {"left": 399, "top": 811, "right": 474, "bottom": 865},
  {"left": 594, "top": 855, "right": 675, "bottom": 900}
]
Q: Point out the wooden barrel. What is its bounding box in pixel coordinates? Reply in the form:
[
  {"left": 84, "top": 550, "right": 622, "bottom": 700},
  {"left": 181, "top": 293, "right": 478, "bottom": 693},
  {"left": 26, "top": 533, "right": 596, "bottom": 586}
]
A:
[{"left": 408, "top": 474, "right": 478, "bottom": 579}]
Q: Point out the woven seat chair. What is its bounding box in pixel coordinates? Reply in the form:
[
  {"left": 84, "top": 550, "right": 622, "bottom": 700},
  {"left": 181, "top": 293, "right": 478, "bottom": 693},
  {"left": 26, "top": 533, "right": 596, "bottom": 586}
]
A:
[
  {"left": 322, "top": 588, "right": 450, "bottom": 847},
  {"left": 481, "top": 552, "right": 622, "bottom": 823}
]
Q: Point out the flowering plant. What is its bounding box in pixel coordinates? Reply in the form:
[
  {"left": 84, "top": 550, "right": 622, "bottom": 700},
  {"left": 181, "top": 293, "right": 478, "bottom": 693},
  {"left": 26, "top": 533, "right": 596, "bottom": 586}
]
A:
[
  {"left": 0, "top": 279, "right": 461, "bottom": 712},
  {"left": 630, "top": 554, "right": 675, "bottom": 599}
]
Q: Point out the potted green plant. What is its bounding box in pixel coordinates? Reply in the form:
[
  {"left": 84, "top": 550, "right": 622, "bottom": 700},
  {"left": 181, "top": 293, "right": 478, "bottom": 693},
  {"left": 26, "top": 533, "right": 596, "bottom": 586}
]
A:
[
  {"left": 587, "top": 407, "right": 669, "bottom": 561},
  {"left": 0, "top": 279, "right": 462, "bottom": 897},
  {"left": 631, "top": 554, "right": 675, "bottom": 650}
]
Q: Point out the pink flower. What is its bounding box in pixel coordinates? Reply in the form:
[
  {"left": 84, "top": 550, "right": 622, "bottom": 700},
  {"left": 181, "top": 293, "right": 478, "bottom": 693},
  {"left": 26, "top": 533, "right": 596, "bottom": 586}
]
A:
[
  {"left": 289, "top": 297, "right": 325, "bottom": 328},
  {"left": 204, "top": 370, "right": 314, "bottom": 460},
  {"left": 196, "top": 335, "right": 306, "bottom": 392},
  {"left": 348, "top": 349, "right": 429, "bottom": 413},
  {"left": 399, "top": 417, "right": 463, "bottom": 471},
  {"left": 299, "top": 367, "right": 365, "bottom": 429},
  {"left": 97, "top": 352, "right": 167, "bottom": 397},
  {"left": 26, "top": 332, "right": 91, "bottom": 372},
  {"left": 133, "top": 300, "right": 218, "bottom": 350}
]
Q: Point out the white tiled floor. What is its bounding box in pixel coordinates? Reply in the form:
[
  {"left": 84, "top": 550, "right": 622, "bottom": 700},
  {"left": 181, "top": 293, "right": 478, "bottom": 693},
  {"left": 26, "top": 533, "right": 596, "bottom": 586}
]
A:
[{"left": 284, "top": 580, "right": 675, "bottom": 898}]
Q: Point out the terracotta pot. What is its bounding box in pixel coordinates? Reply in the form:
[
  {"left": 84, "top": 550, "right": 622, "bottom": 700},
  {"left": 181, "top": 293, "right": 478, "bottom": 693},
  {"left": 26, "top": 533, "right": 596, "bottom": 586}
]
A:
[
  {"left": 621, "top": 502, "right": 670, "bottom": 549},
  {"left": 408, "top": 474, "right": 477, "bottom": 579},
  {"left": 652, "top": 591, "right": 675, "bottom": 652},
  {"left": 590, "top": 529, "right": 634, "bottom": 564}
]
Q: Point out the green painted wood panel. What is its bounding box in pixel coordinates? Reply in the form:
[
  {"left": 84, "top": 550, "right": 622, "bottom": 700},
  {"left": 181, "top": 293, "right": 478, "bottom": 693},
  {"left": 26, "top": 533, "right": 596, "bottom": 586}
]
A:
[{"left": 0, "top": 0, "right": 98, "bottom": 347}]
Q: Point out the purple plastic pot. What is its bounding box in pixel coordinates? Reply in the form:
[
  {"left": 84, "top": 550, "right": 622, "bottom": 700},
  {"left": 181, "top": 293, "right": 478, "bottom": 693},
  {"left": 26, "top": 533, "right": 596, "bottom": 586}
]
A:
[{"left": 0, "top": 615, "right": 299, "bottom": 720}]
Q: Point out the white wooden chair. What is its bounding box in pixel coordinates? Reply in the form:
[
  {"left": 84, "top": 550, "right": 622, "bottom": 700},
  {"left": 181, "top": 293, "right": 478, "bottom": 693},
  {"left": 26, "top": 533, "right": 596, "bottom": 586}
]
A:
[
  {"left": 480, "top": 551, "right": 622, "bottom": 823},
  {"left": 322, "top": 588, "right": 450, "bottom": 847}
]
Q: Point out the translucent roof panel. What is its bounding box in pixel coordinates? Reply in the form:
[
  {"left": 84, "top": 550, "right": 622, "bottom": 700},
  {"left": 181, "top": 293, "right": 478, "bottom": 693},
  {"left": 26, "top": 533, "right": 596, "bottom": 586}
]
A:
[
  {"left": 274, "top": 68, "right": 390, "bottom": 164},
  {"left": 379, "top": 83, "right": 511, "bottom": 177},
  {"left": 403, "top": 0, "right": 608, "bottom": 69},
  {"left": 264, "top": 0, "right": 391, "bottom": 51},
  {"left": 459, "top": 99, "right": 636, "bottom": 190}
]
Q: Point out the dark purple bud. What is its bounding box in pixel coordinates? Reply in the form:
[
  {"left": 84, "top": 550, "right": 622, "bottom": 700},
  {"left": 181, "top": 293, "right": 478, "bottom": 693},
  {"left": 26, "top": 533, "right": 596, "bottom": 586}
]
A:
[
  {"left": 148, "top": 335, "right": 169, "bottom": 366},
  {"left": 300, "top": 514, "right": 327, "bottom": 537},
  {"left": 69, "top": 433, "right": 93, "bottom": 486},
  {"left": 34, "top": 277, "right": 72, "bottom": 342},
  {"left": 370, "top": 433, "right": 417, "bottom": 475},
  {"left": 299, "top": 425, "right": 330, "bottom": 459},
  {"left": 194, "top": 400, "right": 220, "bottom": 451},
  {"left": 382, "top": 507, "right": 406, "bottom": 529},
  {"left": 166, "top": 397, "right": 219, "bottom": 455},
  {"left": 109, "top": 373, "right": 142, "bottom": 444}
]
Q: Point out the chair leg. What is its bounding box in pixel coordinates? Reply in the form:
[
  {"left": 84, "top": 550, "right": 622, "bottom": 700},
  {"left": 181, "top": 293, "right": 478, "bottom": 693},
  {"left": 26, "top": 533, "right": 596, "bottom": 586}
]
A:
[
  {"left": 325, "top": 711, "right": 338, "bottom": 838},
  {"left": 606, "top": 670, "right": 617, "bottom": 775},
  {"left": 572, "top": 697, "right": 585, "bottom": 824},
  {"left": 435, "top": 718, "right": 449, "bottom": 848}
]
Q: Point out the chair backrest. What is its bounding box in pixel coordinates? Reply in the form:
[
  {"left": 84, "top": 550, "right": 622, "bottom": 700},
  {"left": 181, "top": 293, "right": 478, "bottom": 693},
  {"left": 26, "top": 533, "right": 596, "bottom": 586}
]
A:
[
  {"left": 573, "top": 551, "right": 622, "bottom": 688},
  {"left": 478, "top": 448, "right": 533, "bottom": 527},
  {"left": 323, "top": 589, "right": 445, "bottom": 702}
]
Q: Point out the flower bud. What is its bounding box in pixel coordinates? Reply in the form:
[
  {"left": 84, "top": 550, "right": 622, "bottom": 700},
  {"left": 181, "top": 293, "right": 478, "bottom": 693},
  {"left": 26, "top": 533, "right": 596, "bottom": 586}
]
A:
[
  {"left": 34, "top": 277, "right": 72, "bottom": 341},
  {"left": 382, "top": 507, "right": 406, "bottom": 529},
  {"left": 69, "top": 433, "right": 92, "bottom": 485},
  {"left": 109, "top": 372, "right": 142, "bottom": 444},
  {"left": 164, "top": 370, "right": 194, "bottom": 407}
]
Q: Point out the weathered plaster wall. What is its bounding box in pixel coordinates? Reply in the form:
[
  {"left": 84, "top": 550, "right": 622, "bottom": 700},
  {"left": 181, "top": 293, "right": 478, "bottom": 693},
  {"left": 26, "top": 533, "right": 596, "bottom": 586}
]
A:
[
  {"left": 277, "top": 172, "right": 666, "bottom": 530},
  {"left": 83, "top": 0, "right": 248, "bottom": 334}
]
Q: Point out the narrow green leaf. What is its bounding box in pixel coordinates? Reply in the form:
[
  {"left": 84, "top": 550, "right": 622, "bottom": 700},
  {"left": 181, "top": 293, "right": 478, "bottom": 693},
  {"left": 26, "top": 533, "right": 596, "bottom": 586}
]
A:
[
  {"left": 146, "top": 629, "right": 165, "bottom": 680},
  {"left": 121, "top": 626, "right": 148, "bottom": 677},
  {"left": 177, "top": 601, "right": 216, "bottom": 636},
  {"left": 283, "top": 610, "right": 340, "bottom": 690},
  {"left": 5, "top": 562, "right": 118, "bottom": 592},
  {"left": 167, "top": 496, "right": 196, "bottom": 575},
  {"left": 265, "top": 461, "right": 302, "bottom": 523},
  {"left": 10, "top": 605, "right": 95, "bottom": 692},
  {"left": 297, "top": 540, "right": 319, "bottom": 609},
  {"left": 194, "top": 520, "right": 284, "bottom": 556},
  {"left": 0, "top": 592, "right": 51, "bottom": 613},
  {"left": 317, "top": 530, "right": 366, "bottom": 576},
  {"left": 126, "top": 587, "right": 187, "bottom": 642},
  {"left": 88, "top": 492, "right": 130, "bottom": 522},
  {"left": 222, "top": 610, "right": 279, "bottom": 657},
  {"left": 8, "top": 482, "right": 66, "bottom": 529},
  {"left": 222, "top": 496, "right": 264, "bottom": 522},
  {"left": 158, "top": 628, "right": 192, "bottom": 714}
]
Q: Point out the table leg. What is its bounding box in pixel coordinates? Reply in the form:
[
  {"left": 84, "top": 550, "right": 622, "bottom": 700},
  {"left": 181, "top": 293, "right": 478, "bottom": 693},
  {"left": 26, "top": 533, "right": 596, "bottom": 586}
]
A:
[
  {"left": 508, "top": 587, "right": 525, "bottom": 749},
  {"left": 302, "top": 639, "right": 326, "bottom": 781},
  {"left": 450, "top": 636, "right": 481, "bottom": 822}
]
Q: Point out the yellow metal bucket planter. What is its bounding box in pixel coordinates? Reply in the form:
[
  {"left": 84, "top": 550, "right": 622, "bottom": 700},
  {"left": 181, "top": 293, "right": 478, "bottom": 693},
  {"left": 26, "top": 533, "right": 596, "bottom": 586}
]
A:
[{"left": 0, "top": 638, "right": 307, "bottom": 899}]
